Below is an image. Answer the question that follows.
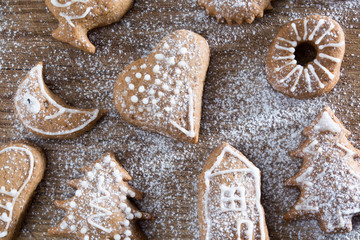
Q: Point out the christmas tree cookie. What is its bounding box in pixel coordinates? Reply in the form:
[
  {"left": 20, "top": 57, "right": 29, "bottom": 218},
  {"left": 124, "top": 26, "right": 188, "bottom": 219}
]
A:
[
  {"left": 48, "top": 152, "right": 151, "bottom": 239},
  {"left": 285, "top": 106, "right": 360, "bottom": 233}
]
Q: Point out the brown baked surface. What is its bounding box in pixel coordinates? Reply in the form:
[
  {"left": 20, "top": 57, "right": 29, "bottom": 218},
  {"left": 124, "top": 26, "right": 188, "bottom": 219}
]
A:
[{"left": 0, "top": 0, "right": 359, "bottom": 239}]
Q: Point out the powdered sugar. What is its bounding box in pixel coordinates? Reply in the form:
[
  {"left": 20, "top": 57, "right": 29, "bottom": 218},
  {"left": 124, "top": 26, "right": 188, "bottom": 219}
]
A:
[{"left": 0, "top": 0, "right": 360, "bottom": 239}]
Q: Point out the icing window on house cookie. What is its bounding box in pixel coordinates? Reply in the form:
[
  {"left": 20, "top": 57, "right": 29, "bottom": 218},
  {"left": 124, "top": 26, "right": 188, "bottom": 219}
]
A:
[{"left": 220, "top": 185, "right": 246, "bottom": 212}]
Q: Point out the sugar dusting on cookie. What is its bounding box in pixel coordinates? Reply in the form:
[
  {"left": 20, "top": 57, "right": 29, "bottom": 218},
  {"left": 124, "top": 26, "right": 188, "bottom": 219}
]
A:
[{"left": 0, "top": 0, "right": 360, "bottom": 239}]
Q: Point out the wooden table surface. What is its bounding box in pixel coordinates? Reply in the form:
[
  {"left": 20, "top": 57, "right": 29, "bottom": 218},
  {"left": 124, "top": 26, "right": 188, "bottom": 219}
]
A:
[{"left": 1, "top": 0, "right": 360, "bottom": 239}]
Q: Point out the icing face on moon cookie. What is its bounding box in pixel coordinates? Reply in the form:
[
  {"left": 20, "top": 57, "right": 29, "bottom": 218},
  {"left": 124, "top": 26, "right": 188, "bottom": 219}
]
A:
[
  {"left": 48, "top": 152, "right": 152, "bottom": 240},
  {"left": 198, "top": 143, "right": 269, "bottom": 240},
  {"left": 266, "top": 15, "right": 345, "bottom": 99},
  {"left": 14, "top": 62, "right": 106, "bottom": 139},
  {"left": 198, "top": 0, "right": 272, "bottom": 25},
  {"left": 0, "top": 143, "right": 45, "bottom": 240},
  {"left": 113, "top": 30, "right": 210, "bottom": 144},
  {"left": 45, "top": 0, "right": 134, "bottom": 53}
]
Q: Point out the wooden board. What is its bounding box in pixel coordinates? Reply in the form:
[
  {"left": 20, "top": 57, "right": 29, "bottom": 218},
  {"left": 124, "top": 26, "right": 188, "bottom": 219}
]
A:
[{"left": 0, "top": 0, "right": 360, "bottom": 239}]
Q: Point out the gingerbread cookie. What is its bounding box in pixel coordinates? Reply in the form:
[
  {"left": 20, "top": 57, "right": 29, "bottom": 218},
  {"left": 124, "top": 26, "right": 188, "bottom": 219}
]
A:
[
  {"left": 113, "top": 30, "right": 210, "bottom": 144},
  {"left": 198, "top": 0, "right": 273, "bottom": 25},
  {"left": 48, "top": 152, "right": 152, "bottom": 239},
  {"left": 14, "top": 62, "right": 106, "bottom": 139},
  {"left": 198, "top": 143, "right": 269, "bottom": 240},
  {"left": 285, "top": 106, "right": 360, "bottom": 233},
  {"left": 0, "top": 142, "right": 46, "bottom": 240},
  {"left": 266, "top": 15, "right": 345, "bottom": 99},
  {"left": 45, "top": 0, "right": 133, "bottom": 53}
]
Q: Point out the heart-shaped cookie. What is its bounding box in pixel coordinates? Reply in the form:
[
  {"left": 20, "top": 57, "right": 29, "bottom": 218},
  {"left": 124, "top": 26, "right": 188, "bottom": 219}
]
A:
[
  {"left": 114, "top": 30, "right": 210, "bottom": 143},
  {"left": 0, "top": 143, "right": 45, "bottom": 240}
]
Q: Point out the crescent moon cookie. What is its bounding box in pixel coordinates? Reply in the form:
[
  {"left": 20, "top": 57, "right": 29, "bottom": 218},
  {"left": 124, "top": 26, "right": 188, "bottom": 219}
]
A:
[
  {"left": 48, "top": 152, "right": 152, "bottom": 240},
  {"left": 198, "top": 143, "right": 269, "bottom": 240},
  {"left": 45, "top": 0, "right": 133, "bottom": 53},
  {"left": 14, "top": 62, "right": 106, "bottom": 139},
  {"left": 198, "top": 0, "right": 273, "bottom": 25},
  {"left": 0, "top": 142, "right": 46, "bottom": 240},
  {"left": 113, "top": 30, "right": 210, "bottom": 144},
  {"left": 266, "top": 15, "right": 345, "bottom": 99}
]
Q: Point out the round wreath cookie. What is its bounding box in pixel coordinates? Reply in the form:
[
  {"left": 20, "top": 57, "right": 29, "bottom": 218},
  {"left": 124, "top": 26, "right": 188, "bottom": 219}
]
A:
[
  {"left": 198, "top": 0, "right": 273, "bottom": 25},
  {"left": 266, "top": 15, "right": 345, "bottom": 99}
]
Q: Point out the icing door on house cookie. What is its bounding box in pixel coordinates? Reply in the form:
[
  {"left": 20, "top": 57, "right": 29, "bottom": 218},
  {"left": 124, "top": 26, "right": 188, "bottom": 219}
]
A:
[{"left": 199, "top": 143, "right": 268, "bottom": 240}]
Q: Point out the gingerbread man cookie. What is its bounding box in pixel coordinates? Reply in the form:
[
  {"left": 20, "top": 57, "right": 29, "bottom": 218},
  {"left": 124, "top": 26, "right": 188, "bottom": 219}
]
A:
[
  {"left": 198, "top": 0, "right": 273, "bottom": 25},
  {"left": 45, "top": 0, "right": 133, "bottom": 53},
  {"left": 198, "top": 143, "right": 269, "bottom": 240},
  {"left": 266, "top": 15, "right": 345, "bottom": 98},
  {"left": 0, "top": 142, "right": 46, "bottom": 240},
  {"left": 49, "top": 152, "right": 152, "bottom": 240},
  {"left": 113, "top": 30, "right": 210, "bottom": 143},
  {"left": 285, "top": 106, "right": 360, "bottom": 233},
  {"left": 14, "top": 62, "right": 106, "bottom": 139}
]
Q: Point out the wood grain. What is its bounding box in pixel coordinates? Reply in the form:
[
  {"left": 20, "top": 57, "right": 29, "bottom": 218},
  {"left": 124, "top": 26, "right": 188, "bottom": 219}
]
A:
[{"left": 0, "top": 0, "right": 360, "bottom": 239}]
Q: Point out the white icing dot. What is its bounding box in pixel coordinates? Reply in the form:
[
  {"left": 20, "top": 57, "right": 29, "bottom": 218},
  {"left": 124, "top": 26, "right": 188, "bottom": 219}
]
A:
[
  {"left": 110, "top": 161, "right": 116, "bottom": 167},
  {"left": 95, "top": 163, "right": 102, "bottom": 169},
  {"left": 162, "top": 84, "right": 169, "bottom": 91},
  {"left": 142, "top": 98, "right": 149, "bottom": 104},
  {"left": 75, "top": 190, "right": 82, "bottom": 197},
  {"left": 180, "top": 47, "right": 188, "bottom": 54},
  {"left": 120, "top": 186, "right": 128, "bottom": 192},
  {"left": 81, "top": 181, "right": 89, "bottom": 188},
  {"left": 70, "top": 225, "right": 76, "bottom": 231},
  {"left": 129, "top": 105, "right": 135, "bottom": 111},
  {"left": 175, "top": 68, "right": 181, "bottom": 75},
  {"left": 166, "top": 57, "right": 176, "bottom": 65},
  {"left": 170, "top": 99, "right": 176, "bottom": 105},
  {"left": 131, "top": 96, "right": 138, "bottom": 103},
  {"left": 128, "top": 190, "right": 136, "bottom": 198},
  {"left": 113, "top": 169, "right": 120, "bottom": 176},
  {"left": 165, "top": 107, "right": 171, "bottom": 112},
  {"left": 123, "top": 220, "right": 130, "bottom": 226},
  {"left": 138, "top": 107, "right": 143, "bottom": 113},
  {"left": 178, "top": 61, "right": 186, "bottom": 67},
  {"left": 125, "top": 238, "right": 131, "bottom": 240},
  {"left": 125, "top": 207, "right": 132, "bottom": 213},
  {"left": 127, "top": 213, "right": 134, "bottom": 219},
  {"left": 125, "top": 77, "right": 131, "bottom": 83},
  {"left": 158, "top": 91, "right": 164, "bottom": 97},
  {"left": 174, "top": 89, "right": 180, "bottom": 95},
  {"left": 87, "top": 172, "right": 94, "bottom": 178},
  {"left": 104, "top": 156, "right": 111, "bottom": 163},
  {"left": 60, "top": 221, "right": 68, "bottom": 229},
  {"left": 120, "top": 203, "right": 127, "bottom": 209},
  {"left": 80, "top": 227, "right": 87, "bottom": 234},
  {"left": 135, "top": 212, "right": 142, "bottom": 218},
  {"left": 155, "top": 54, "right": 165, "bottom": 60},
  {"left": 149, "top": 89, "right": 156, "bottom": 95},
  {"left": 6, "top": 202, "right": 12, "bottom": 209},
  {"left": 139, "top": 86, "right": 145, "bottom": 92},
  {"left": 120, "top": 195, "right": 127, "bottom": 201},
  {"left": 144, "top": 74, "right": 151, "bottom": 81},
  {"left": 140, "top": 64, "right": 147, "bottom": 69},
  {"left": 155, "top": 79, "right": 162, "bottom": 85},
  {"left": 153, "top": 65, "right": 160, "bottom": 73},
  {"left": 114, "top": 234, "right": 121, "bottom": 240},
  {"left": 163, "top": 43, "right": 170, "bottom": 49},
  {"left": 70, "top": 201, "right": 76, "bottom": 208},
  {"left": 84, "top": 235, "right": 89, "bottom": 240},
  {"left": 129, "top": 84, "right": 135, "bottom": 90},
  {"left": 125, "top": 230, "right": 132, "bottom": 236},
  {"left": 131, "top": 66, "right": 137, "bottom": 70},
  {"left": 151, "top": 99, "right": 157, "bottom": 105},
  {"left": 136, "top": 73, "right": 142, "bottom": 78}
]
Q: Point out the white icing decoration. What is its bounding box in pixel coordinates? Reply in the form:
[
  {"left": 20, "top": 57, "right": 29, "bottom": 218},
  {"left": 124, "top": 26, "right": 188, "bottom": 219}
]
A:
[
  {"left": 80, "top": 227, "right": 87, "bottom": 234},
  {"left": 0, "top": 146, "right": 35, "bottom": 237},
  {"left": 203, "top": 145, "right": 266, "bottom": 240},
  {"left": 114, "top": 234, "right": 121, "bottom": 240},
  {"left": 275, "top": 60, "right": 297, "bottom": 72},
  {"left": 303, "top": 19, "right": 308, "bottom": 40},
  {"left": 135, "top": 73, "right": 142, "bottom": 79},
  {"left": 59, "top": 7, "right": 92, "bottom": 28},
  {"left": 178, "top": 61, "right": 186, "bottom": 67},
  {"left": 319, "top": 41, "right": 345, "bottom": 50},
  {"left": 303, "top": 68, "right": 312, "bottom": 92},
  {"left": 313, "top": 111, "right": 341, "bottom": 133},
  {"left": 316, "top": 23, "right": 335, "bottom": 44},
  {"left": 144, "top": 74, "right": 151, "bottom": 81},
  {"left": 319, "top": 53, "right": 341, "bottom": 63},
  {"left": 129, "top": 84, "right": 135, "bottom": 90},
  {"left": 140, "top": 64, "right": 147, "bottom": 69},
  {"left": 220, "top": 185, "right": 246, "bottom": 212},
  {"left": 314, "top": 59, "right": 335, "bottom": 80},
  {"left": 275, "top": 44, "right": 295, "bottom": 53},
  {"left": 15, "top": 64, "right": 100, "bottom": 136},
  {"left": 155, "top": 54, "right": 165, "bottom": 60},
  {"left": 308, "top": 19, "right": 325, "bottom": 41},
  {"left": 131, "top": 96, "right": 138, "bottom": 103},
  {"left": 278, "top": 37, "right": 297, "bottom": 47},
  {"left": 307, "top": 64, "right": 324, "bottom": 89},
  {"left": 289, "top": 66, "right": 304, "bottom": 92},
  {"left": 291, "top": 23, "right": 301, "bottom": 41},
  {"left": 166, "top": 57, "right": 176, "bottom": 65},
  {"left": 87, "top": 176, "right": 113, "bottom": 233},
  {"left": 125, "top": 77, "right": 131, "bottom": 82},
  {"left": 273, "top": 55, "right": 295, "bottom": 61},
  {"left": 179, "top": 47, "right": 188, "bottom": 54},
  {"left": 155, "top": 79, "right": 161, "bottom": 85},
  {"left": 50, "top": 0, "right": 88, "bottom": 7},
  {"left": 138, "top": 86, "right": 145, "bottom": 93},
  {"left": 23, "top": 93, "right": 41, "bottom": 114},
  {"left": 295, "top": 166, "right": 314, "bottom": 187},
  {"left": 170, "top": 87, "right": 195, "bottom": 138},
  {"left": 278, "top": 65, "right": 303, "bottom": 83},
  {"left": 237, "top": 220, "right": 254, "bottom": 240},
  {"left": 153, "top": 65, "right": 160, "bottom": 73}
]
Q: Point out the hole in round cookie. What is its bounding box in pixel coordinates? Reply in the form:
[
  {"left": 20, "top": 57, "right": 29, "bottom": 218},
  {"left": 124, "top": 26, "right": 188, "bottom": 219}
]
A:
[{"left": 294, "top": 41, "right": 317, "bottom": 67}]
